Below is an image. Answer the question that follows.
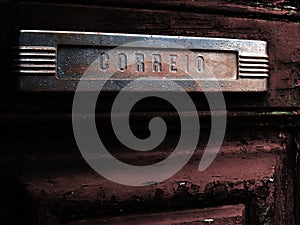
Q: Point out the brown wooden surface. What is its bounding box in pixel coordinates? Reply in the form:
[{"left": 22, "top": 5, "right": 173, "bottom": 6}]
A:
[
  {"left": 68, "top": 204, "right": 245, "bottom": 225},
  {"left": 6, "top": 0, "right": 300, "bottom": 15},
  {"left": 0, "top": 127, "right": 290, "bottom": 224}
]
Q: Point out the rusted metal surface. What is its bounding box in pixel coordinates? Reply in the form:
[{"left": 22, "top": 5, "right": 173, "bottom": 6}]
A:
[{"left": 13, "top": 30, "right": 269, "bottom": 92}]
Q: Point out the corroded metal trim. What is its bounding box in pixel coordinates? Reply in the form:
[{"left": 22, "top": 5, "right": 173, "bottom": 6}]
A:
[
  {"left": 13, "top": 30, "right": 269, "bottom": 92},
  {"left": 12, "top": 46, "right": 57, "bottom": 74},
  {"left": 239, "top": 54, "right": 269, "bottom": 78}
]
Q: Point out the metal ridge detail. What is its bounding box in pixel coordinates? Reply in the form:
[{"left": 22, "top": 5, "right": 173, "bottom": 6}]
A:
[
  {"left": 12, "top": 46, "right": 57, "bottom": 74},
  {"left": 239, "top": 55, "right": 269, "bottom": 78}
]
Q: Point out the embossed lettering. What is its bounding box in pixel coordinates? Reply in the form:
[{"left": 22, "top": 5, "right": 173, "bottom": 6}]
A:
[
  {"left": 135, "top": 53, "right": 145, "bottom": 72},
  {"left": 118, "top": 53, "right": 127, "bottom": 72},
  {"left": 196, "top": 55, "right": 204, "bottom": 73},
  {"left": 169, "top": 55, "right": 178, "bottom": 73},
  {"left": 99, "top": 51, "right": 206, "bottom": 74},
  {"left": 152, "top": 54, "right": 162, "bottom": 72},
  {"left": 99, "top": 52, "right": 109, "bottom": 71},
  {"left": 185, "top": 55, "right": 189, "bottom": 73}
]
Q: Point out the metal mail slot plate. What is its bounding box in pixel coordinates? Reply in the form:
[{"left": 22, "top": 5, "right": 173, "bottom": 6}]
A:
[{"left": 13, "top": 30, "right": 269, "bottom": 92}]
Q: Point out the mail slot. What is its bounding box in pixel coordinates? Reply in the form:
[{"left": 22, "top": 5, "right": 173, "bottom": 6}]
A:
[{"left": 13, "top": 30, "right": 269, "bottom": 92}]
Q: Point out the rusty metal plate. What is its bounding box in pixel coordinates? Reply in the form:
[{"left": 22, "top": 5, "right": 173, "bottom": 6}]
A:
[{"left": 13, "top": 30, "right": 269, "bottom": 92}]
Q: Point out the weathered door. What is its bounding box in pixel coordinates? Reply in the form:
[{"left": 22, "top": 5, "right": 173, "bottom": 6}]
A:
[{"left": 0, "top": 1, "right": 299, "bottom": 224}]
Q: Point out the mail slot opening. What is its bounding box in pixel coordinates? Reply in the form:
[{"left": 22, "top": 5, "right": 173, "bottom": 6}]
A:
[{"left": 13, "top": 30, "right": 269, "bottom": 92}]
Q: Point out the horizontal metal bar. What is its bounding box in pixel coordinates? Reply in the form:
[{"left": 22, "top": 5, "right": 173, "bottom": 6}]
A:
[
  {"left": 13, "top": 70, "right": 56, "bottom": 73},
  {"left": 239, "top": 54, "right": 268, "bottom": 59},
  {"left": 239, "top": 68, "right": 269, "bottom": 73},
  {"left": 239, "top": 73, "right": 269, "bottom": 77},
  {"left": 239, "top": 63, "right": 269, "bottom": 68},
  {"left": 14, "top": 52, "right": 56, "bottom": 57},
  {"left": 14, "top": 58, "right": 56, "bottom": 62},
  {"left": 13, "top": 46, "right": 57, "bottom": 51},
  {"left": 239, "top": 58, "right": 269, "bottom": 63},
  {"left": 15, "top": 64, "right": 56, "bottom": 68}
]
